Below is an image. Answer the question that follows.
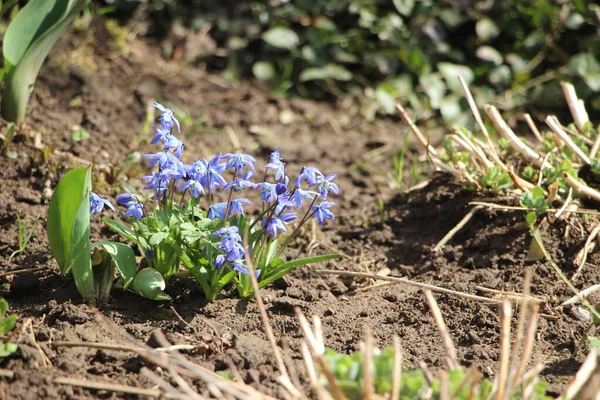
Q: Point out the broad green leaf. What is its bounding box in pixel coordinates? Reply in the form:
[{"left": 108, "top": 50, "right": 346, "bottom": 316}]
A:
[
  {"left": 589, "top": 336, "right": 600, "bottom": 350},
  {"left": 437, "top": 62, "right": 474, "bottom": 94},
  {"left": 1, "top": 0, "right": 91, "bottom": 123},
  {"left": 150, "top": 231, "right": 169, "bottom": 246},
  {"left": 0, "top": 314, "right": 16, "bottom": 335},
  {"left": 132, "top": 268, "right": 170, "bottom": 300},
  {"left": 91, "top": 241, "right": 137, "bottom": 290},
  {"left": 475, "top": 18, "right": 499, "bottom": 42},
  {"left": 419, "top": 73, "right": 446, "bottom": 109},
  {"left": 262, "top": 27, "right": 299, "bottom": 49},
  {"left": 70, "top": 188, "right": 93, "bottom": 301},
  {"left": 569, "top": 53, "right": 600, "bottom": 91},
  {"left": 393, "top": 0, "right": 414, "bottom": 16},
  {"left": 252, "top": 61, "right": 275, "bottom": 81},
  {"left": 0, "top": 343, "right": 17, "bottom": 357},
  {"left": 299, "top": 64, "right": 352, "bottom": 82},
  {"left": 0, "top": 299, "right": 7, "bottom": 319},
  {"left": 48, "top": 166, "right": 91, "bottom": 274},
  {"left": 476, "top": 46, "right": 503, "bottom": 65}
]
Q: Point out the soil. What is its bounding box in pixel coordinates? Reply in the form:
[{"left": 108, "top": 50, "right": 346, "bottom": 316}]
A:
[{"left": 1, "top": 26, "right": 599, "bottom": 399}]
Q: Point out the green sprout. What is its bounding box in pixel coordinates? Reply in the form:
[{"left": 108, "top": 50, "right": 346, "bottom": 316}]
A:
[
  {"left": 8, "top": 215, "right": 34, "bottom": 263},
  {"left": 520, "top": 186, "right": 549, "bottom": 227},
  {"left": 0, "top": 299, "right": 17, "bottom": 357},
  {"left": 478, "top": 166, "right": 513, "bottom": 194}
]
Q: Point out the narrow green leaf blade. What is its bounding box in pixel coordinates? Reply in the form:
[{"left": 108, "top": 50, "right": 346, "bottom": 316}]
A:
[{"left": 70, "top": 189, "right": 93, "bottom": 301}]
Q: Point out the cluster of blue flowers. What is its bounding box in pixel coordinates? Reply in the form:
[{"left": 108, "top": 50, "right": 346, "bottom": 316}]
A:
[{"left": 90, "top": 103, "right": 339, "bottom": 276}]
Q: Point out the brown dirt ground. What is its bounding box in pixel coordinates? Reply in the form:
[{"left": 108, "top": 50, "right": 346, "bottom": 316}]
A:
[{"left": 0, "top": 27, "right": 599, "bottom": 399}]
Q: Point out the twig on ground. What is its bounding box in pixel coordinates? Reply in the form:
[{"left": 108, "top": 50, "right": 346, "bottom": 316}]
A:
[
  {"left": 572, "top": 225, "right": 600, "bottom": 281},
  {"left": 495, "top": 300, "right": 512, "bottom": 400},
  {"left": 559, "top": 284, "right": 600, "bottom": 308},
  {"left": 390, "top": 336, "right": 403, "bottom": 400},
  {"left": 523, "top": 113, "right": 544, "bottom": 143},
  {"left": 361, "top": 329, "right": 374, "bottom": 400},
  {"left": 54, "top": 377, "right": 192, "bottom": 399},
  {"left": 243, "top": 233, "right": 302, "bottom": 399},
  {"left": 0, "top": 267, "right": 46, "bottom": 279},
  {"left": 317, "top": 270, "right": 501, "bottom": 304},
  {"left": 558, "top": 350, "right": 599, "bottom": 400},
  {"left": 562, "top": 172, "right": 600, "bottom": 203},
  {"left": 423, "top": 290, "right": 459, "bottom": 370},
  {"left": 546, "top": 116, "right": 591, "bottom": 165},
  {"left": 561, "top": 81, "right": 590, "bottom": 134},
  {"left": 433, "top": 206, "right": 484, "bottom": 251},
  {"left": 483, "top": 105, "right": 549, "bottom": 168}
]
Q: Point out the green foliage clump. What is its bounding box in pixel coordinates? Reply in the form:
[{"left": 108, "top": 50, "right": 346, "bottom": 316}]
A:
[
  {"left": 323, "top": 346, "right": 551, "bottom": 400},
  {"left": 106, "top": 0, "right": 600, "bottom": 122},
  {"left": 0, "top": 299, "right": 18, "bottom": 357}
]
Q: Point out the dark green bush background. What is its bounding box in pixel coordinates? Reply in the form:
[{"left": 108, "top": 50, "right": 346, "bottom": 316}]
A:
[{"left": 104, "top": 0, "right": 600, "bottom": 121}]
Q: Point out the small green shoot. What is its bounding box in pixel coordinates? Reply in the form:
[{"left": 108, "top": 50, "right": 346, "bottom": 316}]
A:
[
  {"left": 520, "top": 186, "right": 549, "bottom": 227},
  {"left": 0, "top": 299, "right": 17, "bottom": 357},
  {"left": 8, "top": 215, "right": 34, "bottom": 263},
  {"left": 71, "top": 127, "right": 90, "bottom": 142},
  {"left": 478, "top": 166, "right": 513, "bottom": 194}
]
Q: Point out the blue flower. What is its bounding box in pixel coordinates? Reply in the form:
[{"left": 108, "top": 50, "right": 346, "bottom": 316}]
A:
[
  {"left": 223, "top": 153, "right": 256, "bottom": 172},
  {"left": 295, "top": 166, "right": 324, "bottom": 188},
  {"left": 125, "top": 202, "right": 144, "bottom": 219},
  {"left": 142, "top": 170, "right": 172, "bottom": 199},
  {"left": 207, "top": 202, "right": 227, "bottom": 220},
  {"left": 214, "top": 226, "right": 244, "bottom": 260},
  {"left": 291, "top": 188, "right": 318, "bottom": 208},
  {"left": 310, "top": 202, "right": 335, "bottom": 226},
  {"left": 316, "top": 174, "right": 339, "bottom": 199},
  {"left": 162, "top": 134, "right": 184, "bottom": 158},
  {"left": 262, "top": 213, "right": 296, "bottom": 238},
  {"left": 257, "top": 182, "right": 288, "bottom": 203},
  {"left": 152, "top": 102, "right": 181, "bottom": 133},
  {"left": 178, "top": 179, "right": 205, "bottom": 198},
  {"left": 90, "top": 192, "right": 115, "bottom": 215},
  {"left": 116, "top": 193, "right": 137, "bottom": 206},
  {"left": 265, "top": 148, "right": 286, "bottom": 182},
  {"left": 223, "top": 171, "right": 257, "bottom": 192},
  {"left": 150, "top": 127, "right": 170, "bottom": 144},
  {"left": 228, "top": 198, "right": 252, "bottom": 216},
  {"left": 200, "top": 154, "right": 227, "bottom": 193}
]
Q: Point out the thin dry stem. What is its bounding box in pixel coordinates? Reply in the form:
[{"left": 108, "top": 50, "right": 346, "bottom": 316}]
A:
[
  {"left": 483, "top": 105, "right": 549, "bottom": 168},
  {"left": 558, "top": 350, "right": 599, "bottom": 400},
  {"left": 317, "top": 269, "right": 501, "bottom": 304},
  {"left": 396, "top": 103, "right": 438, "bottom": 156},
  {"left": 524, "top": 113, "right": 544, "bottom": 143},
  {"left": 546, "top": 115, "right": 591, "bottom": 164},
  {"left": 390, "top": 337, "right": 403, "bottom": 400},
  {"left": 424, "top": 290, "right": 459, "bottom": 370},
  {"left": 496, "top": 300, "right": 512, "bottom": 400},
  {"left": 433, "top": 206, "right": 483, "bottom": 251},
  {"left": 562, "top": 172, "right": 600, "bottom": 202},
  {"left": 54, "top": 377, "right": 195, "bottom": 399},
  {"left": 572, "top": 224, "right": 600, "bottom": 281},
  {"left": 361, "top": 329, "right": 374, "bottom": 400},
  {"left": 561, "top": 81, "right": 590, "bottom": 133}
]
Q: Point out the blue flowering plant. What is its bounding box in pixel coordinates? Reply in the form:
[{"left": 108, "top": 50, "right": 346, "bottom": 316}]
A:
[{"left": 104, "top": 103, "right": 339, "bottom": 300}]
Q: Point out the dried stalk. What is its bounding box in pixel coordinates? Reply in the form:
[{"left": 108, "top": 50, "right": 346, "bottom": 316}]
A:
[
  {"left": 424, "top": 290, "right": 459, "bottom": 370},
  {"left": 546, "top": 115, "right": 591, "bottom": 165},
  {"left": 561, "top": 81, "right": 590, "bottom": 133},
  {"left": 562, "top": 172, "right": 600, "bottom": 202}
]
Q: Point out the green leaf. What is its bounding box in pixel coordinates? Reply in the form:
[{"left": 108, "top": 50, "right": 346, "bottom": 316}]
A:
[
  {"left": 103, "top": 218, "right": 138, "bottom": 243},
  {"left": 0, "top": 343, "right": 18, "bottom": 357},
  {"left": 71, "top": 127, "right": 90, "bottom": 142},
  {"left": 437, "top": 63, "right": 474, "bottom": 94},
  {"left": 150, "top": 231, "right": 169, "bottom": 246},
  {"left": 252, "top": 61, "right": 275, "bottom": 81},
  {"left": 299, "top": 64, "right": 352, "bottom": 82},
  {"left": 0, "top": 299, "right": 7, "bottom": 319},
  {"left": 0, "top": 314, "right": 16, "bottom": 335},
  {"left": 47, "top": 167, "right": 92, "bottom": 275},
  {"left": 475, "top": 18, "right": 499, "bottom": 42},
  {"left": 393, "top": 0, "right": 414, "bottom": 16},
  {"left": 589, "top": 336, "right": 600, "bottom": 350},
  {"left": 132, "top": 268, "right": 170, "bottom": 300},
  {"left": 569, "top": 53, "right": 600, "bottom": 91},
  {"left": 70, "top": 189, "right": 94, "bottom": 301},
  {"left": 90, "top": 241, "right": 137, "bottom": 290},
  {"left": 1, "top": 0, "right": 92, "bottom": 123},
  {"left": 419, "top": 73, "right": 446, "bottom": 109},
  {"left": 259, "top": 253, "right": 339, "bottom": 288},
  {"left": 262, "top": 27, "right": 299, "bottom": 49}
]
